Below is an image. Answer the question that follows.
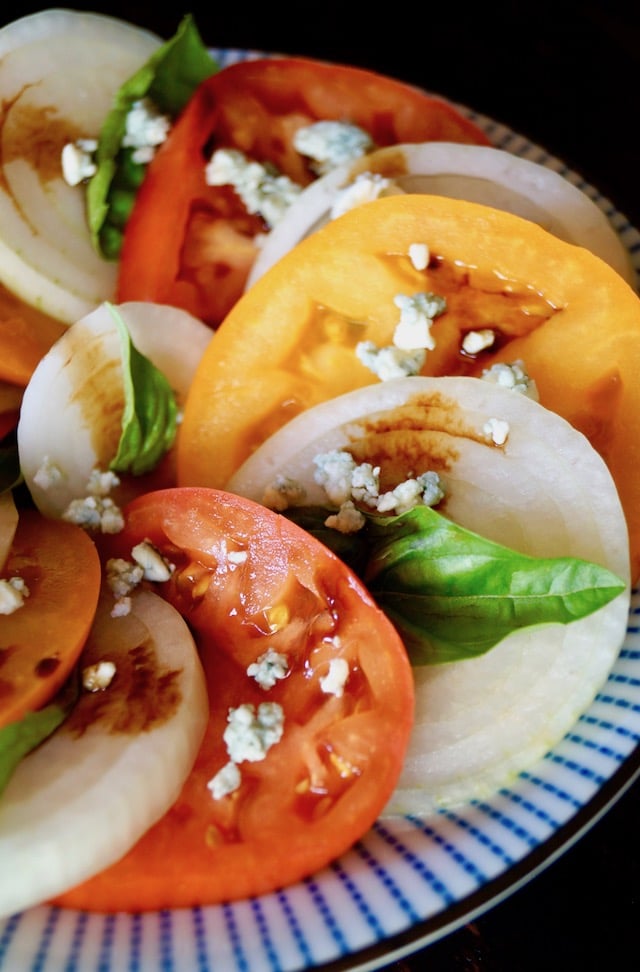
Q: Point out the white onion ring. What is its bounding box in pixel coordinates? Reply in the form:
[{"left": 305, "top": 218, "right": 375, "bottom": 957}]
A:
[
  {"left": 247, "top": 143, "right": 634, "bottom": 288},
  {"left": 17, "top": 301, "right": 213, "bottom": 518},
  {"left": 0, "top": 589, "right": 209, "bottom": 918},
  {"left": 228, "top": 375, "right": 630, "bottom": 811},
  {"left": 0, "top": 10, "right": 161, "bottom": 322}
]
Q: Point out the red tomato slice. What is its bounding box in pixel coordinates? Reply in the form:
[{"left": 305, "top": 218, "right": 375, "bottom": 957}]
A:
[
  {"left": 56, "top": 487, "right": 415, "bottom": 910},
  {"left": 0, "top": 510, "right": 101, "bottom": 728},
  {"left": 117, "top": 56, "right": 490, "bottom": 328}
]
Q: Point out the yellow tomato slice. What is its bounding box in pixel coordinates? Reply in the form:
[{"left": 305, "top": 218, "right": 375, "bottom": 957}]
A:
[{"left": 177, "top": 194, "right": 640, "bottom": 578}]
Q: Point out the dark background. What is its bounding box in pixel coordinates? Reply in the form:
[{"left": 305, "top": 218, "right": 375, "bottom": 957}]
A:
[{"left": 2, "top": 3, "right": 640, "bottom": 969}]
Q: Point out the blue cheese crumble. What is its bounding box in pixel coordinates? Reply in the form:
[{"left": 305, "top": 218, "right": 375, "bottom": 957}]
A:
[
  {"left": 205, "top": 148, "right": 302, "bottom": 228},
  {"left": 462, "top": 328, "right": 496, "bottom": 354},
  {"left": 356, "top": 341, "right": 426, "bottom": 380},
  {"left": 207, "top": 702, "right": 285, "bottom": 799},
  {"left": 293, "top": 121, "right": 374, "bottom": 175},
  {"left": 82, "top": 660, "right": 116, "bottom": 692},
  {"left": 247, "top": 648, "right": 289, "bottom": 690},
  {"left": 0, "top": 576, "right": 29, "bottom": 615},
  {"left": 393, "top": 292, "right": 447, "bottom": 351},
  {"left": 311, "top": 449, "right": 445, "bottom": 531},
  {"left": 319, "top": 656, "right": 350, "bottom": 698},
  {"left": 408, "top": 242, "right": 430, "bottom": 271},
  {"left": 483, "top": 416, "right": 510, "bottom": 445},
  {"left": 482, "top": 360, "right": 539, "bottom": 400},
  {"left": 121, "top": 98, "right": 171, "bottom": 164},
  {"left": 330, "top": 172, "right": 396, "bottom": 219},
  {"left": 262, "top": 475, "right": 307, "bottom": 512},
  {"left": 62, "top": 467, "right": 124, "bottom": 534},
  {"left": 61, "top": 138, "right": 98, "bottom": 186},
  {"left": 224, "top": 702, "right": 285, "bottom": 763},
  {"left": 105, "top": 541, "right": 174, "bottom": 617},
  {"left": 357, "top": 287, "right": 446, "bottom": 381}
]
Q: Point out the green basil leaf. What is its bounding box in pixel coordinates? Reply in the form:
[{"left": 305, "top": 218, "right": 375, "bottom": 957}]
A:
[
  {"left": 0, "top": 675, "right": 79, "bottom": 797},
  {"left": 107, "top": 304, "right": 178, "bottom": 476},
  {"left": 364, "top": 505, "right": 627, "bottom": 665},
  {"left": 86, "top": 13, "right": 217, "bottom": 257}
]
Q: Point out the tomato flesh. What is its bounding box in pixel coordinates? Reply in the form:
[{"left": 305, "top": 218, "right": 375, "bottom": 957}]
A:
[
  {"left": 117, "top": 56, "right": 490, "bottom": 328},
  {"left": 56, "top": 487, "right": 414, "bottom": 909}
]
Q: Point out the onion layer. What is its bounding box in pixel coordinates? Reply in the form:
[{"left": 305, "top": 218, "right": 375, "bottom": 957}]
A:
[
  {"left": 0, "top": 589, "right": 208, "bottom": 918},
  {"left": 0, "top": 10, "right": 161, "bottom": 322},
  {"left": 17, "top": 301, "right": 212, "bottom": 518},
  {"left": 247, "top": 143, "right": 634, "bottom": 288},
  {"left": 228, "top": 375, "right": 630, "bottom": 811}
]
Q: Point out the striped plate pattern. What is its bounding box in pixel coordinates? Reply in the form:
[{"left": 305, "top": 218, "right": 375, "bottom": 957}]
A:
[{"left": 1, "top": 49, "right": 639, "bottom": 972}]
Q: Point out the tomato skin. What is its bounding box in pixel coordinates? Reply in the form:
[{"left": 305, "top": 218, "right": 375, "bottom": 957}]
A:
[
  {"left": 58, "top": 487, "right": 414, "bottom": 910},
  {"left": 117, "top": 56, "right": 490, "bottom": 328}
]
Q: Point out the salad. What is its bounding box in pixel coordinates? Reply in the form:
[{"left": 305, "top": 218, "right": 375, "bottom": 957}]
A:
[{"left": 0, "top": 7, "right": 639, "bottom": 924}]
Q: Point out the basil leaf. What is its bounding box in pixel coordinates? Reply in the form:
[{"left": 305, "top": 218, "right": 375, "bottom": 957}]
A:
[
  {"left": 107, "top": 304, "right": 178, "bottom": 476},
  {"left": 86, "top": 13, "right": 217, "bottom": 257},
  {"left": 364, "top": 506, "right": 627, "bottom": 665},
  {"left": 0, "top": 675, "right": 79, "bottom": 797}
]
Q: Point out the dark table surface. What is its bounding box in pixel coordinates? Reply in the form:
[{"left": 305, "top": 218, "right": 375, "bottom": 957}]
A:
[{"left": 3, "top": 3, "right": 640, "bottom": 969}]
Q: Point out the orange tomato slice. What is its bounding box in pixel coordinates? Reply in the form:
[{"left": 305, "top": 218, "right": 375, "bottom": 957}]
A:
[
  {"left": 0, "top": 510, "right": 101, "bottom": 728},
  {"left": 177, "top": 194, "right": 640, "bottom": 579}
]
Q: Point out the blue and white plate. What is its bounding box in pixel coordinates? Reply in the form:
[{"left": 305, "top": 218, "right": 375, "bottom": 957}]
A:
[{"left": 1, "top": 49, "right": 639, "bottom": 972}]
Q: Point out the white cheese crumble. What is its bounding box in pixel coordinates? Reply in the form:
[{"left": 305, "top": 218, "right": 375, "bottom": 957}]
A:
[
  {"left": 62, "top": 494, "right": 125, "bottom": 534},
  {"left": 205, "top": 147, "right": 302, "bottom": 227},
  {"left": 319, "top": 656, "right": 350, "bottom": 698},
  {"left": 106, "top": 557, "right": 144, "bottom": 598},
  {"left": 408, "top": 242, "right": 430, "bottom": 271},
  {"left": 462, "top": 328, "right": 496, "bottom": 354},
  {"left": 313, "top": 450, "right": 445, "bottom": 522},
  {"left": 393, "top": 292, "right": 446, "bottom": 351},
  {"left": 377, "top": 471, "right": 446, "bottom": 514},
  {"left": 262, "top": 475, "right": 307, "bottom": 511},
  {"left": 482, "top": 360, "right": 539, "bottom": 400},
  {"left": 207, "top": 760, "right": 242, "bottom": 800},
  {"left": 223, "top": 702, "right": 285, "bottom": 763},
  {"left": 0, "top": 576, "right": 29, "bottom": 615},
  {"left": 131, "top": 541, "right": 175, "bottom": 582},
  {"left": 330, "top": 172, "right": 395, "bottom": 219},
  {"left": 122, "top": 97, "right": 171, "bottom": 164},
  {"left": 356, "top": 290, "right": 445, "bottom": 380},
  {"left": 356, "top": 341, "right": 426, "bottom": 380},
  {"left": 293, "top": 120, "right": 374, "bottom": 175},
  {"left": 86, "top": 468, "right": 121, "bottom": 497},
  {"left": 61, "top": 467, "right": 124, "bottom": 534},
  {"left": 324, "top": 500, "right": 366, "bottom": 534},
  {"left": 32, "top": 455, "right": 65, "bottom": 491},
  {"left": 61, "top": 138, "right": 98, "bottom": 186},
  {"left": 483, "top": 417, "right": 510, "bottom": 445},
  {"left": 313, "top": 450, "right": 363, "bottom": 506},
  {"left": 82, "top": 660, "right": 116, "bottom": 692},
  {"left": 247, "top": 648, "right": 289, "bottom": 689}
]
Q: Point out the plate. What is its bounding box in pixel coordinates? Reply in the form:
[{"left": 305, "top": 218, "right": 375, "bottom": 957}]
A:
[{"left": 1, "top": 48, "right": 640, "bottom": 972}]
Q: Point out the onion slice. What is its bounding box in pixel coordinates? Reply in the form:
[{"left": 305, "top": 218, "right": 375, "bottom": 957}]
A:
[
  {"left": 0, "top": 589, "right": 208, "bottom": 918},
  {"left": 228, "top": 375, "right": 631, "bottom": 811},
  {"left": 0, "top": 10, "right": 162, "bottom": 323},
  {"left": 247, "top": 142, "right": 634, "bottom": 288},
  {"left": 17, "top": 301, "right": 213, "bottom": 518}
]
